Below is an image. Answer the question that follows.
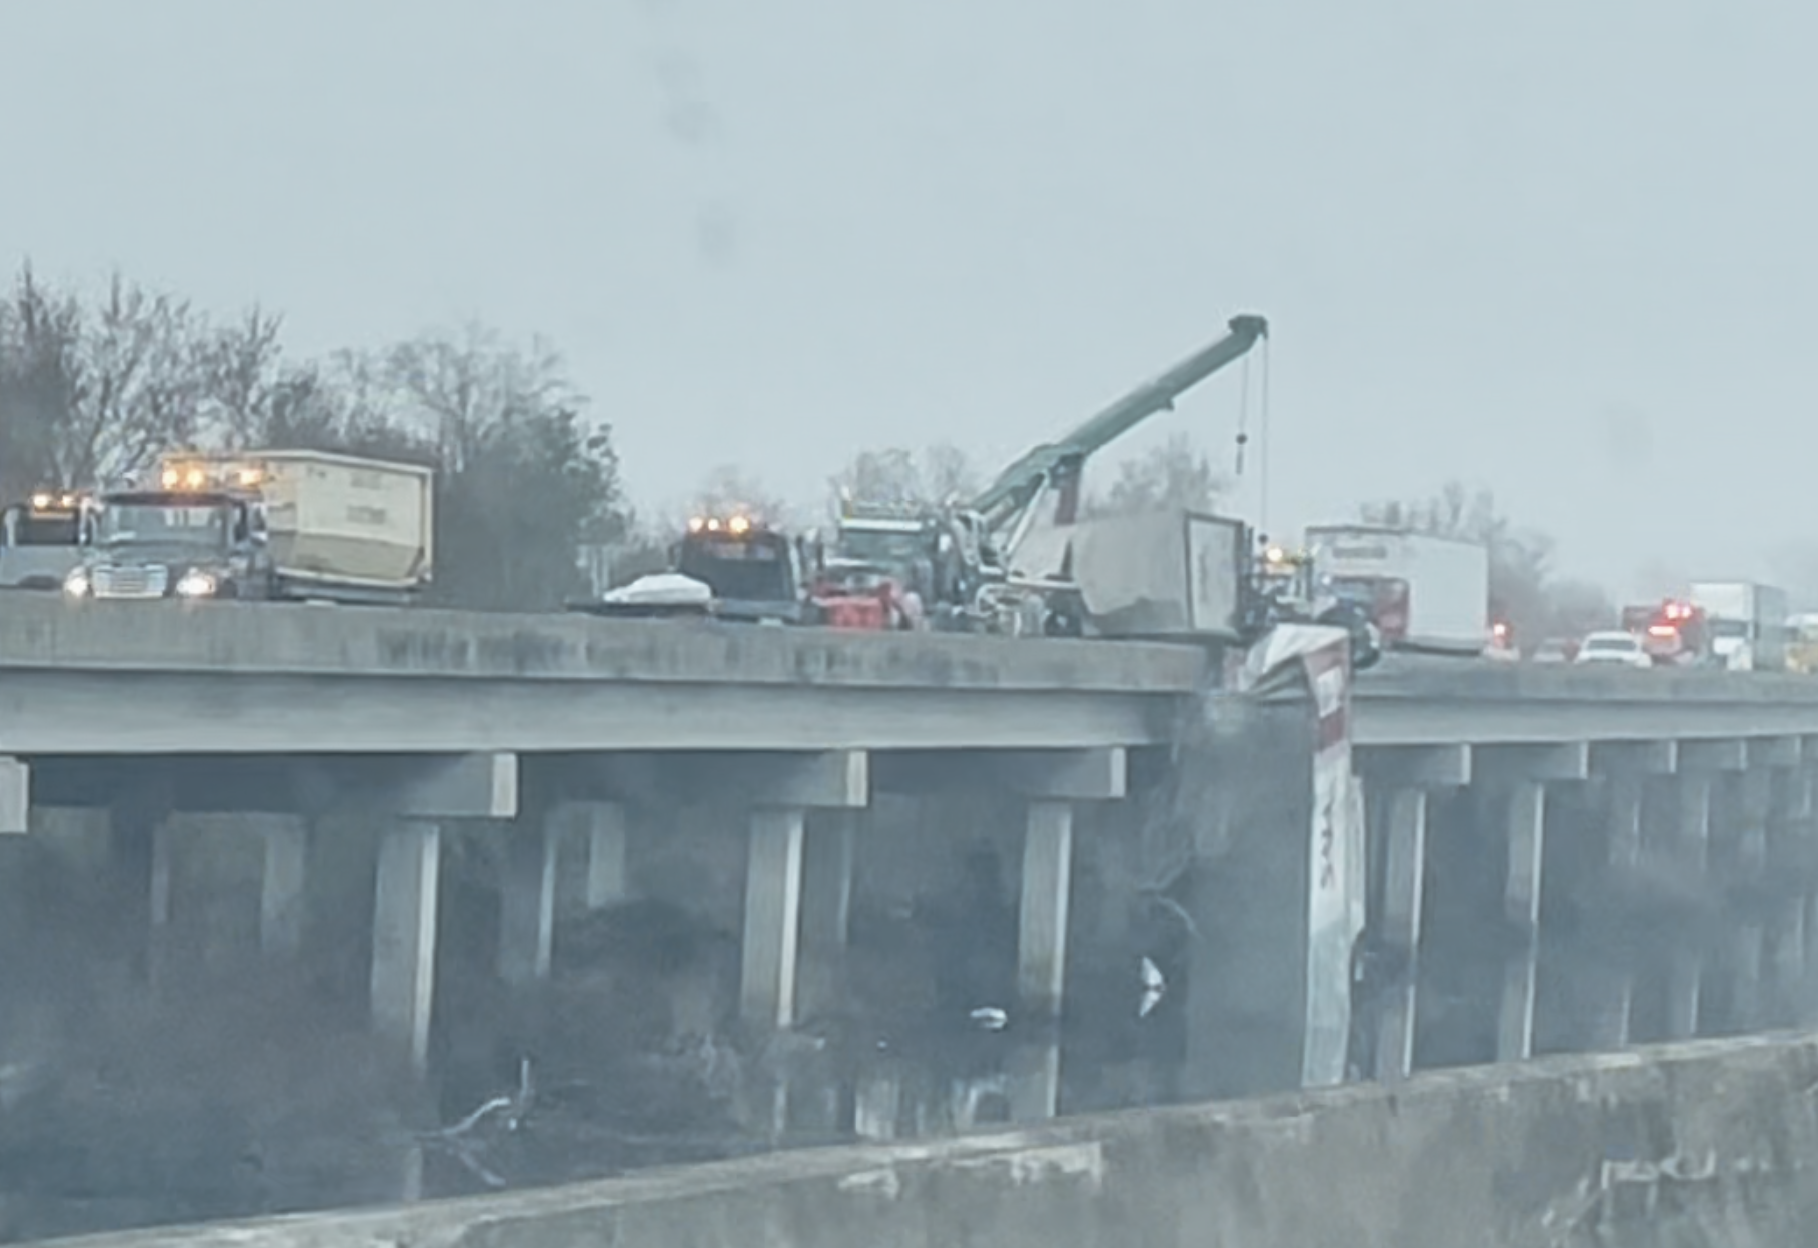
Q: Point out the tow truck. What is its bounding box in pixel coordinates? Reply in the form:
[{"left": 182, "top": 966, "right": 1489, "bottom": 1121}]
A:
[
  {"left": 0, "top": 490, "right": 86, "bottom": 590},
  {"left": 568, "top": 513, "right": 822, "bottom": 625},
  {"left": 834, "top": 314, "right": 1271, "bottom": 639}
]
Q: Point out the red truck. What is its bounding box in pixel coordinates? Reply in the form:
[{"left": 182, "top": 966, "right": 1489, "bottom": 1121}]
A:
[{"left": 1621, "top": 599, "right": 1712, "bottom": 666}]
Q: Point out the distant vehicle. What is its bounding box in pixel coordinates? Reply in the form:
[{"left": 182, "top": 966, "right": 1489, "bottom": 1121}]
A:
[
  {"left": 1301, "top": 525, "right": 1491, "bottom": 657},
  {"left": 570, "top": 514, "right": 819, "bottom": 626},
  {"left": 0, "top": 490, "right": 86, "bottom": 590},
  {"left": 1529, "top": 637, "right": 1576, "bottom": 664},
  {"left": 1484, "top": 619, "right": 1519, "bottom": 661},
  {"left": 1574, "top": 630, "right": 1652, "bottom": 669},
  {"left": 1621, "top": 598, "right": 1714, "bottom": 666},
  {"left": 1788, "top": 613, "right": 1818, "bottom": 674},
  {"left": 1688, "top": 581, "right": 1790, "bottom": 672},
  {"left": 66, "top": 450, "right": 433, "bottom": 605}
]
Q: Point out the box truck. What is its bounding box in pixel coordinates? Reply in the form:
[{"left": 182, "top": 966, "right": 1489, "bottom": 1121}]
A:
[
  {"left": 65, "top": 449, "right": 433, "bottom": 605},
  {"left": 1302, "top": 524, "right": 1492, "bottom": 657},
  {"left": 1687, "top": 581, "right": 1790, "bottom": 672}
]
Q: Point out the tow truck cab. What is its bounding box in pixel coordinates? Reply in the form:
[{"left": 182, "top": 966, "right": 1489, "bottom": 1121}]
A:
[
  {"left": 0, "top": 491, "right": 86, "bottom": 590},
  {"left": 673, "top": 515, "right": 816, "bottom": 625}
]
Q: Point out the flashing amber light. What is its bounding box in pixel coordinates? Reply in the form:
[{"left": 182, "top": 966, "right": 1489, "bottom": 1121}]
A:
[{"left": 728, "top": 515, "right": 751, "bottom": 535}]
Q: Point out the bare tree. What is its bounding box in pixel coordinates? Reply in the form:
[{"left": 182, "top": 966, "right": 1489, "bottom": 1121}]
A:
[
  {"left": 193, "top": 307, "right": 286, "bottom": 448},
  {"left": 693, "top": 463, "right": 788, "bottom": 522},
  {"left": 384, "top": 323, "right": 571, "bottom": 472},
  {"left": 830, "top": 443, "right": 981, "bottom": 511},
  {"left": 1359, "top": 480, "right": 1613, "bottom": 643},
  {"left": 1085, "top": 432, "right": 1225, "bottom": 517},
  {"left": 0, "top": 266, "right": 206, "bottom": 492}
]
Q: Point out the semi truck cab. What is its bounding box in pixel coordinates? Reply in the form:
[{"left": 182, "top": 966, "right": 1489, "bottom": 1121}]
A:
[{"left": 65, "top": 486, "right": 268, "bottom": 600}]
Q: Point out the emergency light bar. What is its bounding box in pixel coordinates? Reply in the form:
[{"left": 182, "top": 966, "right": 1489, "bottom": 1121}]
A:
[
  {"left": 158, "top": 459, "right": 265, "bottom": 491},
  {"left": 688, "top": 514, "right": 762, "bottom": 535},
  {"left": 27, "top": 490, "right": 81, "bottom": 511}
]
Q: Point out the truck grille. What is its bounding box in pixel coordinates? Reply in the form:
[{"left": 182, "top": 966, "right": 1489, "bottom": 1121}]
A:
[{"left": 91, "top": 566, "right": 169, "bottom": 599}]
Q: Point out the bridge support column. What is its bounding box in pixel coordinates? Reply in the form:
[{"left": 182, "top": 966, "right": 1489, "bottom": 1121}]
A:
[
  {"left": 580, "top": 800, "right": 631, "bottom": 910},
  {"left": 1664, "top": 758, "right": 1723, "bottom": 1039},
  {"left": 371, "top": 821, "right": 441, "bottom": 1075},
  {"left": 106, "top": 786, "right": 174, "bottom": 987},
  {"left": 1569, "top": 742, "right": 1676, "bottom": 1052},
  {"left": 1005, "top": 748, "right": 1125, "bottom": 1122},
  {"left": 1765, "top": 753, "right": 1811, "bottom": 1025},
  {"left": 1478, "top": 744, "right": 1586, "bottom": 1063},
  {"left": 1008, "top": 751, "right": 1127, "bottom": 1122},
  {"left": 797, "top": 809, "right": 856, "bottom": 1026},
  {"left": 499, "top": 806, "right": 559, "bottom": 987},
  {"left": 259, "top": 816, "right": 310, "bottom": 958},
  {"left": 1356, "top": 744, "right": 1469, "bottom": 1083},
  {"left": 741, "top": 807, "right": 807, "bottom": 1032},
  {"left": 735, "top": 751, "right": 867, "bottom": 1036},
  {"left": 0, "top": 758, "right": 29, "bottom": 836},
  {"left": 1711, "top": 755, "right": 1776, "bottom": 1034},
  {"left": 370, "top": 752, "right": 519, "bottom": 1075},
  {"left": 1497, "top": 781, "right": 1546, "bottom": 1062}
]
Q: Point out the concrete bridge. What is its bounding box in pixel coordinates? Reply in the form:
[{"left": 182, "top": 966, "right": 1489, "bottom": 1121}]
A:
[
  {"left": 5, "top": 597, "right": 1818, "bottom": 1241},
  {"left": 50, "top": 1031, "right": 1818, "bottom": 1248}
]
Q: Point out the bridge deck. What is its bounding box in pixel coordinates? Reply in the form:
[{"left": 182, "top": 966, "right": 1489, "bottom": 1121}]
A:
[{"left": 0, "top": 598, "right": 1205, "bottom": 753}]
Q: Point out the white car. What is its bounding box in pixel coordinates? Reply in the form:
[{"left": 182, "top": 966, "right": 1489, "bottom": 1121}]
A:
[{"left": 1574, "top": 630, "right": 1653, "bottom": 669}]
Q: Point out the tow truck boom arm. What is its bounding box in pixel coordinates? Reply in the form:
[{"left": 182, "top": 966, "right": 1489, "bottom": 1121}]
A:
[{"left": 966, "top": 313, "right": 1268, "bottom": 532}]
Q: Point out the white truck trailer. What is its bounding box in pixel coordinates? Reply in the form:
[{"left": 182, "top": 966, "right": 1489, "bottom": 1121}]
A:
[
  {"left": 66, "top": 449, "right": 433, "bottom": 605},
  {"left": 1008, "top": 507, "right": 1253, "bottom": 641},
  {"left": 1687, "top": 580, "right": 1790, "bottom": 671},
  {"left": 1302, "top": 524, "right": 1492, "bottom": 657}
]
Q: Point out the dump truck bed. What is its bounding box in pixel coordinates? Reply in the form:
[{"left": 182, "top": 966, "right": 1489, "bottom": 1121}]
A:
[{"left": 161, "top": 449, "right": 434, "bottom": 589}]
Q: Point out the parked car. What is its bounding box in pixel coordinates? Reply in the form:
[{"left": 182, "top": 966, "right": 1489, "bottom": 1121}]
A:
[
  {"left": 1529, "top": 637, "right": 1576, "bottom": 664},
  {"left": 1573, "top": 630, "right": 1652, "bottom": 669}
]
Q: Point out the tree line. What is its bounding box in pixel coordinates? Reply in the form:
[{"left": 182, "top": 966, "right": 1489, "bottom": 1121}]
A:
[{"left": 0, "top": 263, "right": 1609, "bottom": 634}]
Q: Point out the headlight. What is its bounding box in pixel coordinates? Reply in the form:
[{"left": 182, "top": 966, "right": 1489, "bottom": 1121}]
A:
[
  {"left": 63, "top": 569, "right": 90, "bottom": 598},
  {"left": 175, "top": 571, "right": 218, "bottom": 598}
]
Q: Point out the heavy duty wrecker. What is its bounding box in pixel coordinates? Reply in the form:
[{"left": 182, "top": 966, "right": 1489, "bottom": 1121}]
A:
[{"left": 831, "top": 313, "right": 1381, "bottom": 668}]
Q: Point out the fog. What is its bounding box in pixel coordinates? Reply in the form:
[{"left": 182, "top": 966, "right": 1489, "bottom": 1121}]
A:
[{"left": 3, "top": 0, "right": 1817, "bottom": 594}]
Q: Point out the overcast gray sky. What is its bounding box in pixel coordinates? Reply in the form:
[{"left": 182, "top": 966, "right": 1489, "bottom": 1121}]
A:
[{"left": 3, "top": 0, "right": 1812, "bottom": 598}]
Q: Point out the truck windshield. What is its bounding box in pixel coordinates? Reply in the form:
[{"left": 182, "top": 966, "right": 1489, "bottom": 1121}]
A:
[
  {"left": 95, "top": 501, "right": 231, "bottom": 549},
  {"left": 840, "top": 526, "right": 928, "bottom": 567},
  {"left": 677, "top": 535, "right": 793, "bottom": 601},
  {"left": 9, "top": 513, "right": 78, "bottom": 546}
]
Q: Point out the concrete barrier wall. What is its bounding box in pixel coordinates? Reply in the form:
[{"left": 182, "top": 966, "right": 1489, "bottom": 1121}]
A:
[{"left": 43, "top": 1032, "right": 1818, "bottom": 1248}]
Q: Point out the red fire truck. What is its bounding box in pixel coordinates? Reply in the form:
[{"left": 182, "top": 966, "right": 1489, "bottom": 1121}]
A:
[{"left": 1621, "top": 598, "right": 1713, "bottom": 666}]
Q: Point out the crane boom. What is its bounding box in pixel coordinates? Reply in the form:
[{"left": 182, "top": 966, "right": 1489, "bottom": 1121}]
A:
[{"left": 967, "top": 313, "right": 1268, "bottom": 533}]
